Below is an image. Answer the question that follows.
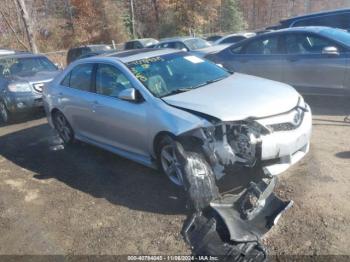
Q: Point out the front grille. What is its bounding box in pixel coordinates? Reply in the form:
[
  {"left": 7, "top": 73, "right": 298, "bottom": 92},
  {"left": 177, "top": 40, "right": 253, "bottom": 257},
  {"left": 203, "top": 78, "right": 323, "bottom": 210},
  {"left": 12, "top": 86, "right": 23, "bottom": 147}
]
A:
[
  {"left": 266, "top": 108, "right": 305, "bottom": 132},
  {"left": 268, "top": 122, "right": 297, "bottom": 132},
  {"left": 33, "top": 83, "right": 44, "bottom": 93}
]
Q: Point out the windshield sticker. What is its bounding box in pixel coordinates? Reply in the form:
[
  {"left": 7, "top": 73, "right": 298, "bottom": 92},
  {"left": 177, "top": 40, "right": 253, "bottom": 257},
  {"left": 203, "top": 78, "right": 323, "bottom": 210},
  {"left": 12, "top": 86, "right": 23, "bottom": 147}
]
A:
[
  {"left": 130, "top": 67, "right": 148, "bottom": 82},
  {"left": 184, "top": 56, "right": 204, "bottom": 64},
  {"left": 127, "top": 56, "right": 165, "bottom": 67}
]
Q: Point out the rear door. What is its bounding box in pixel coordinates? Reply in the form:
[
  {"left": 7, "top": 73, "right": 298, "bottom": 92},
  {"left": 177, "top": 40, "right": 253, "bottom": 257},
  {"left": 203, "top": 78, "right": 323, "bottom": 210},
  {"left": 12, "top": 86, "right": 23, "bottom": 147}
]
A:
[
  {"left": 281, "top": 32, "right": 348, "bottom": 95},
  {"left": 58, "top": 63, "right": 97, "bottom": 138},
  {"left": 224, "top": 35, "right": 285, "bottom": 82}
]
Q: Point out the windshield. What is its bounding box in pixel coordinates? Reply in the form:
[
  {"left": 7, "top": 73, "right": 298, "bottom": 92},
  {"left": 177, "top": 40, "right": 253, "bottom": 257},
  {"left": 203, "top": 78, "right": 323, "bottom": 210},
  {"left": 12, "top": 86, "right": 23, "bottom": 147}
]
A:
[
  {"left": 126, "top": 53, "right": 230, "bottom": 98},
  {"left": 0, "top": 57, "right": 57, "bottom": 77},
  {"left": 184, "top": 38, "right": 211, "bottom": 50},
  {"left": 319, "top": 28, "right": 350, "bottom": 46}
]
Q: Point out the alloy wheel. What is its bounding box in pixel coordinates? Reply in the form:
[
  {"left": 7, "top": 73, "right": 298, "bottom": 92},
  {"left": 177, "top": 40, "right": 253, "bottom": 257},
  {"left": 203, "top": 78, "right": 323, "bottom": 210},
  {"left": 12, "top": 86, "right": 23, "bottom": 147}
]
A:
[
  {"left": 54, "top": 113, "right": 73, "bottom": 143},
  {"left": 160, "top": 144, "right": 184, "bottom": 186},
  {"left": 0, "top": 102, "right": 8, "bottom": 123}
]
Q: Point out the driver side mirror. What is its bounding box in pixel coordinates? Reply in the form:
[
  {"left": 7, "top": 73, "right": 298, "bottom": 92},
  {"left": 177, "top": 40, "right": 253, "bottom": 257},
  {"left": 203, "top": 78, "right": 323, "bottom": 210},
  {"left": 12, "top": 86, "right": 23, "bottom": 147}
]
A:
[
  {"left": 322, "top": 46, "right": 339, "bottom": 56},
  {"left": 118, "top": 88, "right": 143, "bottom": 103}
]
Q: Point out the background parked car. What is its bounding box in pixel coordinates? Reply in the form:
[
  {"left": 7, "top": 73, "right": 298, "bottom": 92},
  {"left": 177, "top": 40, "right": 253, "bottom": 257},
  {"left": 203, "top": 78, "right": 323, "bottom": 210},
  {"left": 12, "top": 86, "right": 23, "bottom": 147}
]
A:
[
  {"left": 0, "top": 49, "right": 16, "bottom": 56},
  {"left": 214, "top": 32, "right": 256, "bottom": 45},
  {"left": 124, "top": 38, "right": 159, "bottom": 50},
  {"left": 67, "top": 44, "right": 112, "bottom": 65},
  {"left": 77, "top": 49, "right": 117, "bottom": 60},
  {"left": 206, "top": 26, "right": 350, "bottom": 96},
  {"left": 0, "top": 53, "right": 60, "bottom": 123},
  {"left": 206, "top": 35, "right": 223, "bottom": 43},
  {"left": 267, "top": 8, "right": 350, "bottom": 31},
  {"left": 154, "top": 37, "right": 211, "bottom": 51}
]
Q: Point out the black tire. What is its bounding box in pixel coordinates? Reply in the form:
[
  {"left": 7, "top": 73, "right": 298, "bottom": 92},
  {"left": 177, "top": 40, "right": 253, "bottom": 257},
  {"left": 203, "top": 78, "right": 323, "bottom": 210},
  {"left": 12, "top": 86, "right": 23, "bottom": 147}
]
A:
[
  {"left": 173, "top": 141, "right": 220, "bottom": 212},
  {"left": 0, "top": 101, "right": 10, "bottom": 124},
  {"left": 52, "top": 111, "right": 74, "bottom": 144}
]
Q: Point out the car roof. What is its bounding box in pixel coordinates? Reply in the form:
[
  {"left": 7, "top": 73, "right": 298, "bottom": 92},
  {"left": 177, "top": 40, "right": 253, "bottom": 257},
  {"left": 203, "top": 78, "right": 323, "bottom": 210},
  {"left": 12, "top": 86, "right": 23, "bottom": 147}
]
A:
[
  {"left": 70, "top": 44, "right": 110, "bottom": 50},
  {"left": 281, "top": 8, "right": 350, "bottom": 24},
  {"left": 0, "top": 53, "right": 46, "bottom": 59},
  {"left": 158, "top": 36, "right": 199, "bottom": 43},
  {"left": 126, "top": 38, "right": 157, "bottom": 43},
  {"left": 83, "top": 48, "right": 180, "bottom": 63},
  {"left": 257, "top": 26, "right": 337, "bottom": 36}
]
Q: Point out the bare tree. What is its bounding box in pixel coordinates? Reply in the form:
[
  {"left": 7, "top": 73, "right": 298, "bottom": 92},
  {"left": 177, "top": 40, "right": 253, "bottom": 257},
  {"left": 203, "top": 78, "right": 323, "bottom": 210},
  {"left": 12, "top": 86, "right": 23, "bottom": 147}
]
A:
[{"left": 15, "top": 0, "right": 38, "bottom": 53}]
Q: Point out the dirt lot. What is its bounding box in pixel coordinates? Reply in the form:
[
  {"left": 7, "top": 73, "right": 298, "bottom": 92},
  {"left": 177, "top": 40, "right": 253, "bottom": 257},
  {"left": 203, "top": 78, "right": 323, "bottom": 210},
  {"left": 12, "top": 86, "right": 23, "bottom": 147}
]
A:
[{"left": 0, "top": 96, "right": 349, "bottom": 257}]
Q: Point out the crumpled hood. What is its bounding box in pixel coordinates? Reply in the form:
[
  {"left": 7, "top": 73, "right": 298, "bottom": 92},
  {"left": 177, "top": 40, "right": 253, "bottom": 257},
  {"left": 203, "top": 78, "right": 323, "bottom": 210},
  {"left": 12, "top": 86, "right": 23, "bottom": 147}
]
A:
[
  {"left": 9, "top": 70, "right": 60, "bottom": 84},
  {"left": 163, "top": 73, "right": 300, "bottom": 122}
]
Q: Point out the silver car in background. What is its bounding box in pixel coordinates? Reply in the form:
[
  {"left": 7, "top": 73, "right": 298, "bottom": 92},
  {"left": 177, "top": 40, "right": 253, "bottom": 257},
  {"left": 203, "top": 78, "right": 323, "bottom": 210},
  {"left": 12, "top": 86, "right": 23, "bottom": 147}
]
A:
[
  {"left": 207, "top": 27, "right": 350, "bottom": 96},
  {"left": 0, "top": 53, "right": 60, "bottom": 123},
  {"left": 44, "top": 49, "right": 312, "bottom": 186}
]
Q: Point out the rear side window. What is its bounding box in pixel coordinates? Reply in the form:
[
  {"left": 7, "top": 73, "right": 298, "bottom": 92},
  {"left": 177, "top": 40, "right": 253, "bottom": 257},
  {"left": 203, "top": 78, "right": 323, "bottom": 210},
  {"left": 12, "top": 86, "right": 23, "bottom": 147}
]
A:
[
  {"left": 125, "top": 42, "right": 135, "bottom": 49},
  {"left": 61, "top": 63, "right": 94, "bottom": 92},
  {"left": 244, "top": 36, "right": 280, "bottom": 54}
]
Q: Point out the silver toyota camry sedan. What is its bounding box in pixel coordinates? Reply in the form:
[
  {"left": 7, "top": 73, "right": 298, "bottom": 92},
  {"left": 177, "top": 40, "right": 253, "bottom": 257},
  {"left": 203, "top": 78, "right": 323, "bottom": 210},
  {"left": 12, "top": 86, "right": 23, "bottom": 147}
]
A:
[{"left": 43, "top": 49, "right": 312, "bottom": 186}]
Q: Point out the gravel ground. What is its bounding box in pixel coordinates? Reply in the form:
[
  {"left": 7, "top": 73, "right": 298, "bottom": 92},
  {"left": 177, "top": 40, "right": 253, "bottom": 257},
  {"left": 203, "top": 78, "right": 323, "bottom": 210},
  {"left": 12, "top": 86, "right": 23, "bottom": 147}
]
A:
[{"left": 0, "top": 96, "right": 349, "bottom": 257}]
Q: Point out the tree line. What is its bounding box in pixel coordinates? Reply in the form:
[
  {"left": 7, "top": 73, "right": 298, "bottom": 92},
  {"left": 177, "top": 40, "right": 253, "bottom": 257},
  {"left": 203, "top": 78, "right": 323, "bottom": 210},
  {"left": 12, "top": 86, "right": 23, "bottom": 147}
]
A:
[{"left": 0, "top": 0, "right": 246, "bottom": 53}]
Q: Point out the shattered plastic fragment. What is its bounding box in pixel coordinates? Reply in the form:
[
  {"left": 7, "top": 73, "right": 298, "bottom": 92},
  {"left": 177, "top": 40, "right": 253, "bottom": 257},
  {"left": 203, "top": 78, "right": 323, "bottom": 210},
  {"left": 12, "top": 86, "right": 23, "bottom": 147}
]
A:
[{"left": 175, "top": 138, "right": 292, "bottom": 259}]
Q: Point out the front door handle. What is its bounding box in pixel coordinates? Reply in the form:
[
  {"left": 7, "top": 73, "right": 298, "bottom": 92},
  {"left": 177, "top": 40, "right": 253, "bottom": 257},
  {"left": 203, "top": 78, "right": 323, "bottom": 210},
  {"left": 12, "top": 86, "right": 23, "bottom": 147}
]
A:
[{"left": 91, "top": 100, "right": 99, "bottom": 113}]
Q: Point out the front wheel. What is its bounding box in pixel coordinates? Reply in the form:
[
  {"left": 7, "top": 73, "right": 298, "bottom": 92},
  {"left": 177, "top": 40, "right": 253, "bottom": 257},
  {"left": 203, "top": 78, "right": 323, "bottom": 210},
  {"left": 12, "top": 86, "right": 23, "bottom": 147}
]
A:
[
  {"left": 0, "top": 101, "right": 10, "bottom": 124},
  {"left": 158, "top": 136, "right": 184, "bottom": 186},
  {"left": 52, "top": 111, "right": 74, "bottom": 144}
]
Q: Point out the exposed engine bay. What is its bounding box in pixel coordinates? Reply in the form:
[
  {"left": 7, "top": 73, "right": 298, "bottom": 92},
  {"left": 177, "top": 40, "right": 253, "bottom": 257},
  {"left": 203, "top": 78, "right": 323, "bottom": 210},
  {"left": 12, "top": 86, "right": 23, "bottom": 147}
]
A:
[{"left": 181, "top": 120, "right": 269, "bottom": 180}]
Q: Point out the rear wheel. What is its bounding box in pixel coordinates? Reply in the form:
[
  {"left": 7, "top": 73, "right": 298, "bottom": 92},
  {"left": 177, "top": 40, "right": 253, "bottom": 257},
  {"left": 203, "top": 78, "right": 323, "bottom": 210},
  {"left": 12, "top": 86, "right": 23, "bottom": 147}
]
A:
[
  {"left": 53, "top": 111, "right": 74, "bottom": 144},
  {"left": 0, "top": 101, "right": 9, "bottom": 124}
]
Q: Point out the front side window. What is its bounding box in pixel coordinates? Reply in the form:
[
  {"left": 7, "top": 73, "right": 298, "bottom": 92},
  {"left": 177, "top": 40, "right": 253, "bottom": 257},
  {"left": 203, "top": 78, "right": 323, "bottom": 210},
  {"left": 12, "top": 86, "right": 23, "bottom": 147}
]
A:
[
  {"left": 244, "top": 36, "right": 280, "bottom": 54},
  {"left": 68, "top": 63, "right": 94, "bottom": 91},
  {"left": 285, "top": 34, "right": 336, "bottom": 54},
  {"left": 96, "top": 64, "right": 132, "bottom": 97},
  {"left": 126, "top": 53, "right": 230, "bottom": 98}
]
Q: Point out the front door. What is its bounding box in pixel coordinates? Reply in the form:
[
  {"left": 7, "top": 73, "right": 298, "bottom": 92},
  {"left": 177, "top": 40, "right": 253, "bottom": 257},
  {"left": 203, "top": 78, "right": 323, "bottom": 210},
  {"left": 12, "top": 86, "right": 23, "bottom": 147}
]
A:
[
  {"left": 90, "top": 63, "right": 149, "bottom": 156},
  {"left": 282, "top": 33, "right": 348, "bottom": 95}
]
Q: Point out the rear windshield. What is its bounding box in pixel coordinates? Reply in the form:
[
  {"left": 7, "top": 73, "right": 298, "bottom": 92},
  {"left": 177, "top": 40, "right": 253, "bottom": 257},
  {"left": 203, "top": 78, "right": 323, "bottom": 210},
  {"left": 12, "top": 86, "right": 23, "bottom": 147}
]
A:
[{"left": 184, "top": 38, "right": 211, "bottom": 50}]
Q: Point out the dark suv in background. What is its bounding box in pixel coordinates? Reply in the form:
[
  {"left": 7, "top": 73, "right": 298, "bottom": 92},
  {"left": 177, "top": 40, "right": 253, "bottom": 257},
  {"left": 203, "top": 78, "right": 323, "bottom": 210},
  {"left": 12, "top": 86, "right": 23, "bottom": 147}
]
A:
[
  {"left": 0, "top": 53, "right": 60, "bottom": 123},
  {"left": 268, "top": 8, "right": 350, "bottom": 31},
  {"left": 66, "top": 44, "right": 112, "bottom": 64}
]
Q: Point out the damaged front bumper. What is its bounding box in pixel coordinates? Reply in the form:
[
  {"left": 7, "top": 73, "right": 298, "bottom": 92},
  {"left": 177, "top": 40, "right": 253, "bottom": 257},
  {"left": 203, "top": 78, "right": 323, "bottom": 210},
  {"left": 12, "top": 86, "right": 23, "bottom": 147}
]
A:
[{"left": 182, "top": 102, "right": 312, "bottom": 179}]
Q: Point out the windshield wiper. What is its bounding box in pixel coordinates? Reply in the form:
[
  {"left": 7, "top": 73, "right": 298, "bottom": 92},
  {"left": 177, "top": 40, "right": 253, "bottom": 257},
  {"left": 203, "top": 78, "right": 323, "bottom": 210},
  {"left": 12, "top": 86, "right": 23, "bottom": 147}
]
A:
[
  {"left": 191, "top": 76, "right": 228, "bottom": 89},
  {"left": 162, "top": 88, "right": 193, "bottom": 97}
]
